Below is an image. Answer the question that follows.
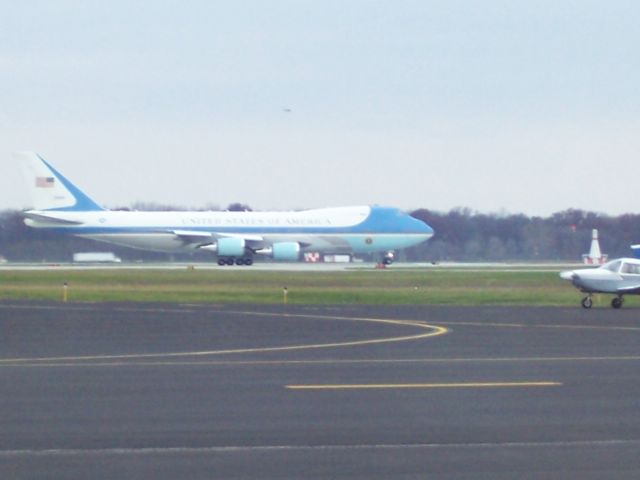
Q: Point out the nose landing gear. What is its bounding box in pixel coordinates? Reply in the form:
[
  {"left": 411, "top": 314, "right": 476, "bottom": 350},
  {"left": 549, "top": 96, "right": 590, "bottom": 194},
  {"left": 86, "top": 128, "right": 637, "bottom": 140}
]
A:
[{"left": 581, "top": 295, "right": 593, "bottom": 309}]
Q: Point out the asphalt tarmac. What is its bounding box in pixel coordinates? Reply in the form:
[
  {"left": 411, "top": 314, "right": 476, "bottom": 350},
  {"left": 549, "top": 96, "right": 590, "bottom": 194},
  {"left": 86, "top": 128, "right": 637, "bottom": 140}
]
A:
[{"left": 1, "top": 302, "right": 640, "bottom": 479}]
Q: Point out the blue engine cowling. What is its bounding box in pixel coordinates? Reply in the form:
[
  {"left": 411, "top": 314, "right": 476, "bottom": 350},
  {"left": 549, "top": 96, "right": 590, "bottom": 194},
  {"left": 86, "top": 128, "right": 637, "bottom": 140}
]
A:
[
  {"left": 271, "top": 242, "right": 300, "bottom": 261},
  {"left": 217, "top": 237, "right": 246, "bottom": 257}
]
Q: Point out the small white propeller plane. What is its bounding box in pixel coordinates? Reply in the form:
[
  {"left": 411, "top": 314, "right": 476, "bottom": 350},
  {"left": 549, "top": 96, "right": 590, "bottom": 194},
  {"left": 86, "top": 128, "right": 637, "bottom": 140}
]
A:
[{"left": 560, "top": 258, "right": 640, "bottom": 309}]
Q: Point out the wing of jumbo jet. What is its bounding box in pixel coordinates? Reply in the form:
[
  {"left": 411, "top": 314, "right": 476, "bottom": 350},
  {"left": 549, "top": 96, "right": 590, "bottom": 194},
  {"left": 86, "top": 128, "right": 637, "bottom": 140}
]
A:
[
  {"left": 171, "top": 230, "right": 264, "bottom": 244},
  {"left": 171, "top": 230, "right": 215, "bottom": 242}
]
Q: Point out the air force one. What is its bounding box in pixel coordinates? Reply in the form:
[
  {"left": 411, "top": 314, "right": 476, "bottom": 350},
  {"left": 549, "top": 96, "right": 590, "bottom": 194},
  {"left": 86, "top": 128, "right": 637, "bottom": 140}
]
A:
[
  {"left": 16, "top": 152, "right": 434, "bottom": 265},
  {"left": 560, "top": 258, "right": 640, "bottom": 309}
]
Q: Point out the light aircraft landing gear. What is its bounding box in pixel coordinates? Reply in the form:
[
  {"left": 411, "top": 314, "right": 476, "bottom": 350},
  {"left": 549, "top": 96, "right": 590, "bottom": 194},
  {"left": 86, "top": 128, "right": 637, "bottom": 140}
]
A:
[
  {"left": 611, "top": 296, "right": 624, "bottom": 309},
  {"left": 581, "top": 295, "right": 593, "bottom": 309}
]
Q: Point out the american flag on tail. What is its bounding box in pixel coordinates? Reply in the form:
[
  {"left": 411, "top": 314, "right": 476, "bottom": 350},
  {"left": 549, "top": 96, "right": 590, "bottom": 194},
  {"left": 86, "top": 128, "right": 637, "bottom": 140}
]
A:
[{"left": 36, "top": 176, "right": 55, "bottom": 188}]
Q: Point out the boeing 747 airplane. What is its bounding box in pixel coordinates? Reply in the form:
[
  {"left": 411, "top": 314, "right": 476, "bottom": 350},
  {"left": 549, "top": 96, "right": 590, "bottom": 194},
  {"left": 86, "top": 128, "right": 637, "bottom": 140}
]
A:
[{"left": 16, "top": 152, "right": 434, "bottom": 265}]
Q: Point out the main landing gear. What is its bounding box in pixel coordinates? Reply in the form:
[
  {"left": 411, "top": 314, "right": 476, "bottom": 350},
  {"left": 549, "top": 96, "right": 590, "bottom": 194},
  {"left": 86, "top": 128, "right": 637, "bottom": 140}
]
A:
[
  {"left": 611, "top": 296, "right": 624, "bottom": 309},
  {"left": 217, "top": 257, "right": 254, "bottom": 266},
  {"left": 580, "top": 294, "right": 624, "bottom": 309}
]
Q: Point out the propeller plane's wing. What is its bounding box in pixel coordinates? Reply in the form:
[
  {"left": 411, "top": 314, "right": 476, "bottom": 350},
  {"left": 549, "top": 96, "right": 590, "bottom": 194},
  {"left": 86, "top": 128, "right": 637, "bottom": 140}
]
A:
[{"left": 616, "top": 284, "right": 640, "bottom": 295}]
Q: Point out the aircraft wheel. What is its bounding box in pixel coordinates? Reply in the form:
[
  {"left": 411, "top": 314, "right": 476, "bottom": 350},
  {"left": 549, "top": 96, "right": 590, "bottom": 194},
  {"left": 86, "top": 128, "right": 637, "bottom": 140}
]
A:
[
  {"left": 217, "top": 258, "right": 226, "bottom": 266},
  {"left": 225, "top": 258, "right": 235, "bottom": 266},
  {"left": 244, "top": 258, "right": 253, "bottom": 266},
  {"left": 235, "top": 258, "right": 246, "bottom": 266},
  {"left": 611, "top": 297, "right": 623, "bottom": 309},
  {"left": 581, "top": 296, "right": 593, "bottom": 309},
  {"left": 381, "top": 251, "right": 394, "bottom": 265}
]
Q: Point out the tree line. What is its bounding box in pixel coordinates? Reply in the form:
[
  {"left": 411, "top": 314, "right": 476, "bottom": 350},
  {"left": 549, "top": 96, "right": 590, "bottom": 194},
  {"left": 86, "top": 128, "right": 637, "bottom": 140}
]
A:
[
  {"left": 1, "top": 207, "right": 639, "bottom": 263},
  {"left": 408, "top": 208, "right": 640, "bottom": 262}
]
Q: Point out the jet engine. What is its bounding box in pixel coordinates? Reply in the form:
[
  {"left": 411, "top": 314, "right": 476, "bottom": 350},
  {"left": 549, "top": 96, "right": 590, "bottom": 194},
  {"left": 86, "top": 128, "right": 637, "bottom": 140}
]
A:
[
  {"left": 256, "top": 242, "right": 301, "bottom": 261},
  {"left": 199, "top": 237, "right": 246, "bottom": 257},
  {"left": 272, "top": 242, "right": 301, "bottom": 261}
]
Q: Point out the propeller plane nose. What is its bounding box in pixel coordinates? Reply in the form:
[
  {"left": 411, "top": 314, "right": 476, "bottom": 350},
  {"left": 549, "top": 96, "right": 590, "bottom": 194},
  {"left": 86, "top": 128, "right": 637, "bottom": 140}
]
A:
[{"left": 559, "top": 270, "right": 575, "bottom": 281}]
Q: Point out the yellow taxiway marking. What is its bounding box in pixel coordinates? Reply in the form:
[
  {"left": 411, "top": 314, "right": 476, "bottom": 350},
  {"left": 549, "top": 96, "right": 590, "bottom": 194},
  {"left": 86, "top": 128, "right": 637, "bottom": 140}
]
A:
[
  {"left": 0, "top": 311, "right": 447, "bottom": 364},
  {"left": 2, "top": 356, "right": 640, "bottom": 368},
  {"left": 286, "top": 381, "right": 562, "bottom": 390},
  {"left": 435, "top": 320, "right": 640, "bottom": 332}
]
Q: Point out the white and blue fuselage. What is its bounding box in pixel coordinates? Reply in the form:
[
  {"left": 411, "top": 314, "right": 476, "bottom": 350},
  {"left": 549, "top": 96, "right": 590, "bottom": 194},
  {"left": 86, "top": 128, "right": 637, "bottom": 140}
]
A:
[
  {"left": 17, "top": 152, "right": 433, "bottom": 263},
  {"left": 25, "top": 205, "right": 433, "bottom": 255}
]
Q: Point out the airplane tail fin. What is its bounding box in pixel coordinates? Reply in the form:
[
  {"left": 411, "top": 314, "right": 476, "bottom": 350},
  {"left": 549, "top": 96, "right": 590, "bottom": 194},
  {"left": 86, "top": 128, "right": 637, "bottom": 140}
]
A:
[{"left": 14, "top": 151, "right": 105, "bottom": 211}]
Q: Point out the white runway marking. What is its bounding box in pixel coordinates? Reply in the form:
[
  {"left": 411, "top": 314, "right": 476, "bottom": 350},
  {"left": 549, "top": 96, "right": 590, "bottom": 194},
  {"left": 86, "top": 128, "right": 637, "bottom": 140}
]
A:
[
  {"left": 285, "top": 381, "right": 562, "bottom": 390},
  {"left": 2, "top": 439, "right": 639, "bottom": 457}
]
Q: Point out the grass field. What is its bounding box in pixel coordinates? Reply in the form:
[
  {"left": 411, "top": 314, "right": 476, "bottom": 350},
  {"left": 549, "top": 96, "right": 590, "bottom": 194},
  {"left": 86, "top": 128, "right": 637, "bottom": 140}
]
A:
[{"left": 0, "top": 267, "right": 632, "bottom": 308}]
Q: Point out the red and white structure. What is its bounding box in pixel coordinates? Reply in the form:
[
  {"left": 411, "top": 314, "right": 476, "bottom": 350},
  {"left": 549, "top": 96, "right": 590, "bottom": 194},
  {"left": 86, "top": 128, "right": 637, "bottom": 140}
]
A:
[
  {"left": 304, "top": 252, "right": 321, "bottom": 263},
  {"left": 582, "top": 229, "right": 608, "bottom": 265}
]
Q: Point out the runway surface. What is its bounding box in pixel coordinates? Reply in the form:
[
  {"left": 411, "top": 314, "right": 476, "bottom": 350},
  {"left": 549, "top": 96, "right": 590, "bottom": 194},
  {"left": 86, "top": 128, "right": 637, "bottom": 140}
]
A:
[
  {"left": 1, "top": 302, "right": 640, "bottom": 479},
  {"left": 0, "top": 261, "right": 579, "bottom": 272}
]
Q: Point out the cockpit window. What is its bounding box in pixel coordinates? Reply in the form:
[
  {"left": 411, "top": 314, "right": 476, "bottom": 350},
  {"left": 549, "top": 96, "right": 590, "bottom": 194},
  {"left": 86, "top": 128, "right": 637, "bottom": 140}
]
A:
[
  {"left": 603, "top": 260, "right": 622, "bottom": 272},
  {"left": 621, "top": 262, "right": 640, "bottom": 275}
]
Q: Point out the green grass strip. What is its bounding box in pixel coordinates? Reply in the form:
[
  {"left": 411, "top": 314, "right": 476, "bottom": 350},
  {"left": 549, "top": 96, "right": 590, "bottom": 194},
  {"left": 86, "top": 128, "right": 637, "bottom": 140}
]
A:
[{"left": 0, "top": 268, "right": 634, "bottom": 307}]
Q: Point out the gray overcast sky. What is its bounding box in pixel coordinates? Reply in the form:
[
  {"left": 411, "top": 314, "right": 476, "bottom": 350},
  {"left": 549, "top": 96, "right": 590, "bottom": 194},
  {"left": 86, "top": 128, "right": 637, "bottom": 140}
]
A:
[{"left": 2, "top": 1, "right": 639, "bottom": 215}]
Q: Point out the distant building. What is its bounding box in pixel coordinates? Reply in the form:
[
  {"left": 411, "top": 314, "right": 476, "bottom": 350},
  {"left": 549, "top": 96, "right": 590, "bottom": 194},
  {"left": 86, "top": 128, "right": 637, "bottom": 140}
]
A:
[
  {"left": 73, "top": 252, "right": 122, "bottom": 263},
  {"left": 304, "top": 252, "right": 321, "bottom": 263},
  {"left": 323, "top": 254, "right": 352, "bottom": 263},
  {"left": 582, "top": 229, "right": 608, "bottom": 265}
]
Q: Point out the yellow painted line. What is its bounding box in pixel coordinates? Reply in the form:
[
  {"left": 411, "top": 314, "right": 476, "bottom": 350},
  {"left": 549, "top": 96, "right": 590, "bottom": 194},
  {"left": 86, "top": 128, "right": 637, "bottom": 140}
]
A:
[
  {"left": 437, "top": 320, "right": 640, "bottom": 332},
  {"left": 0, "top": 356, "right": 639, "bottom": 369},
  {"left": 0, "top": 312, "right": 447, "bottom": 364},
  {"left": 286, "top": 381, "right": 562, "bottom": 390}
]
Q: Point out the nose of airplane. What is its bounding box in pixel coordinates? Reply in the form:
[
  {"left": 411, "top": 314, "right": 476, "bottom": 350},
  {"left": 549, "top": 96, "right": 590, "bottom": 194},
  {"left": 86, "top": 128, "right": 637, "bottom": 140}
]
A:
[
  {"left": 410, "top": 216, "right": 434, "bottom": 237},
  {"left": 559, "top": 270, "right": 576, "bottom": 281}
]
